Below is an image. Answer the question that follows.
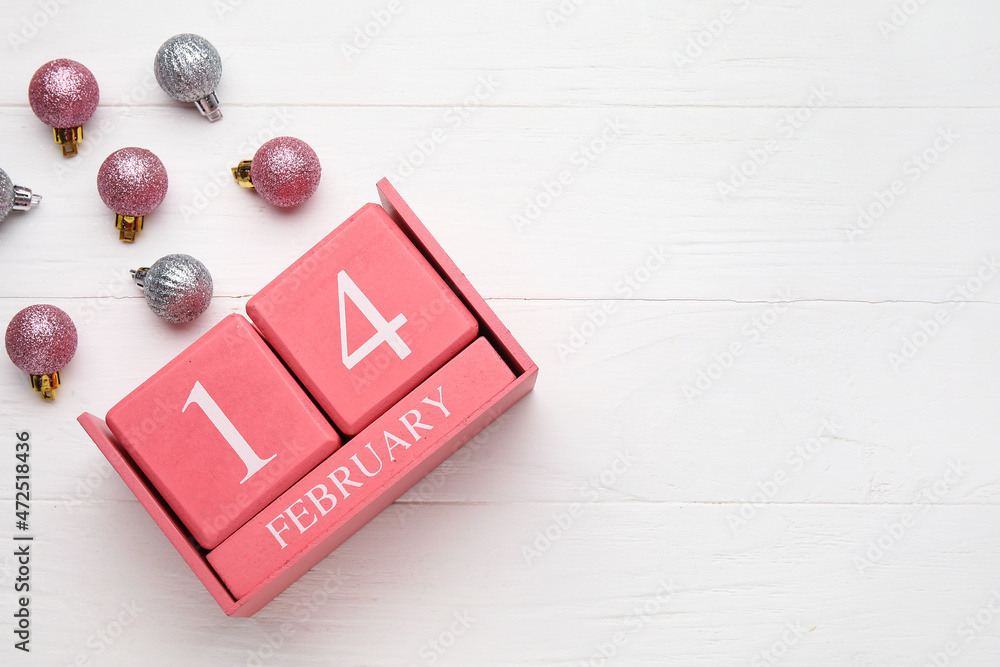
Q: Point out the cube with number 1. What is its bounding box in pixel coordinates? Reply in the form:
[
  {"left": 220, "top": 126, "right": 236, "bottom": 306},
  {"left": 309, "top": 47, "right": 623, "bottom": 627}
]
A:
[{"left": 105, "top": 314, "right": 342, "bottom": 549}]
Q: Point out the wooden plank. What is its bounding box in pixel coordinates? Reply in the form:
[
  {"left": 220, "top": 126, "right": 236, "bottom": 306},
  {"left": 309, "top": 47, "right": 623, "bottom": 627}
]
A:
[
  {"left": 3, "top": 298, "right": 997, "bottom": 507},
  {"left": 2, "top": 0, "right": 998, "bottom": 107},
  {"left": 0, "top": 106, "right": 997, "bottom": 302},
  {"left": 8, "top": 499, "right": 1000, "bottom": 665}
]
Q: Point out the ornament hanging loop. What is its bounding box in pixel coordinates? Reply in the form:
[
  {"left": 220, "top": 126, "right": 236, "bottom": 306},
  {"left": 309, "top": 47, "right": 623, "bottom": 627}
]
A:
[
  {"left": 131, "top": 267, "right": 150, "bottom": 287},
  {"left": 30, "top": 372, "right": 60, "bottom": 400},
  {"left": 232, "top": 160, "right": 254, "bottom": 188},
  {"left": 11, "top": 185, "right": 41, "bottom": 211},
  {"left": 115, "top": 214, "right": 144, "bottom": 243},
  {"left": 194, "top": 92, "right": 222, "bottom": 123},
  {"left": 53, "top": 127, "right": 84, "bottom": 157}
]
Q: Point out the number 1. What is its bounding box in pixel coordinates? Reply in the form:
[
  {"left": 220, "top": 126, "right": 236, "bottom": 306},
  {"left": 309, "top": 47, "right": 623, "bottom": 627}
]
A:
[{"left": 183, "top": 381, "right": 276, "bottom": 484}]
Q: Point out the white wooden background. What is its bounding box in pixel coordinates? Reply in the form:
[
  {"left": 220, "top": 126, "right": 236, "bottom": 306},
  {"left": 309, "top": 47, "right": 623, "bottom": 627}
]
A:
[{"left": 1, "top": 0, "right": 999, "bottom": 664}]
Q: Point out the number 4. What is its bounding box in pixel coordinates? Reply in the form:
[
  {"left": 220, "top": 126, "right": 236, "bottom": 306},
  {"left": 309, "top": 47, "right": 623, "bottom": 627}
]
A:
[{"left": 338, "top": 269, "right": 411, "bottom": 369}]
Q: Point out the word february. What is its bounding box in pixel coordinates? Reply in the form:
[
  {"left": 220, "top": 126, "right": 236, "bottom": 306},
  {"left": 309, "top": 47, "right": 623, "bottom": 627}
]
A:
[{"left": 265, "top": 386, "right": 450, "bottom": 549}]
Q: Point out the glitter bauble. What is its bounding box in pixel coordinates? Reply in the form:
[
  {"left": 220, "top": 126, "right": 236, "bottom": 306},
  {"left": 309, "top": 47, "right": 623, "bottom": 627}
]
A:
[
  {"left": 28, "top": 59, "right": 99, "bottom": 129},
  {"left": 5, "top": 305, "right": 77, "bottom": 375},
  {"left": 133, "top": 254, "right": 214, "bottom": 324},
  {"left": 237, "top": 137, "right": 321, "bottom": 208},
  {"left": 154, "top": 34, "right": 223, "bottom": 121},
  {"left": 97, "top": 148, "right": 169, "bottom": 217}
]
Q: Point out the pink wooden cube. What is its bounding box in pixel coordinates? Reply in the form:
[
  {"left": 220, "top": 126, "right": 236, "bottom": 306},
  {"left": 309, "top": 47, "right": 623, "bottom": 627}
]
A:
[
  {"left": 105, "top": 314, "right": 341, "bottom": 549},
  {"left": 247, "top": 203, "right": 478, "bottom": 435}
]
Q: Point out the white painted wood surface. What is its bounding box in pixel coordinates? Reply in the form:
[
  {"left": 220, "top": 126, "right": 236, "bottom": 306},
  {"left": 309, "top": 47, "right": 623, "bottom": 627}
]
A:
[{"left": 1, "top": 0, "right": 999, "bottom": 664}]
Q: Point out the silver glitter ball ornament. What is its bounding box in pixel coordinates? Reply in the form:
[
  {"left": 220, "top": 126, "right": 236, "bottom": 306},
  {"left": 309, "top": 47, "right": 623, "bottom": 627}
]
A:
[
  {"left": 132, "top": 254, "right": 213, "bottom": 324},
  {"left": 153, "top": 33, "right": 223, "bottom": 122},
  {"left": 0, "top": 168, "right": 41, "bottom": 222}
]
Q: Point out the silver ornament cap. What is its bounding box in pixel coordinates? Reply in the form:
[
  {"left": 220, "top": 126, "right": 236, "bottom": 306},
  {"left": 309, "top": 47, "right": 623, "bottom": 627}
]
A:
[
  {"left": 153, "top": 33, "right": 223, "bottom": 122},
  {"left": 132, "top": 254, "right": 213, "bottom": 324},
  {"left": 0, "top": 168, "right": 41, "bottom": 223}
]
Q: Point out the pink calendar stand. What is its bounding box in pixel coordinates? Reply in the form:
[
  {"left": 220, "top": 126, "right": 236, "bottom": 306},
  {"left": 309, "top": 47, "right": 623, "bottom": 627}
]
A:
[{"left": 78, "top": 179, "right": 538, "bottom": 616}]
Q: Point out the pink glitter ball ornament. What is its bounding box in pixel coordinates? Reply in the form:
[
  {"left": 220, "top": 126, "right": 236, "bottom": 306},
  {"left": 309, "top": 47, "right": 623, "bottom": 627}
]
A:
[
  {"left": 97, "top": 147, "right": 169, "bottom": 243},
  {"left": 28, "top": 59, "right": 100, "bottom": 157},
  {"left": 5, "top": 304, "right": 78, "bottom": 400},
  {"left": 231, "top": 136, "right": 321, "bottom": 208}
]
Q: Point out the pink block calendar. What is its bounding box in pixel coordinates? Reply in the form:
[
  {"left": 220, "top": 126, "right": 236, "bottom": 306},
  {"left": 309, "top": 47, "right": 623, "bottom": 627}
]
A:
[{"left": 78, "top": 179, "right": 538, "bottom": 616}]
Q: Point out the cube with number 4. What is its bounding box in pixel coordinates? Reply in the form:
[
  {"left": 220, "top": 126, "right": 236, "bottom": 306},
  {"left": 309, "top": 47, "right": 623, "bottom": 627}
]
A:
[
  {"left": 246, "top": 203, "right": 479, "bottom": 435},
  {"left": 105, "top": 314, "right": 342, "bottom": 549}
]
